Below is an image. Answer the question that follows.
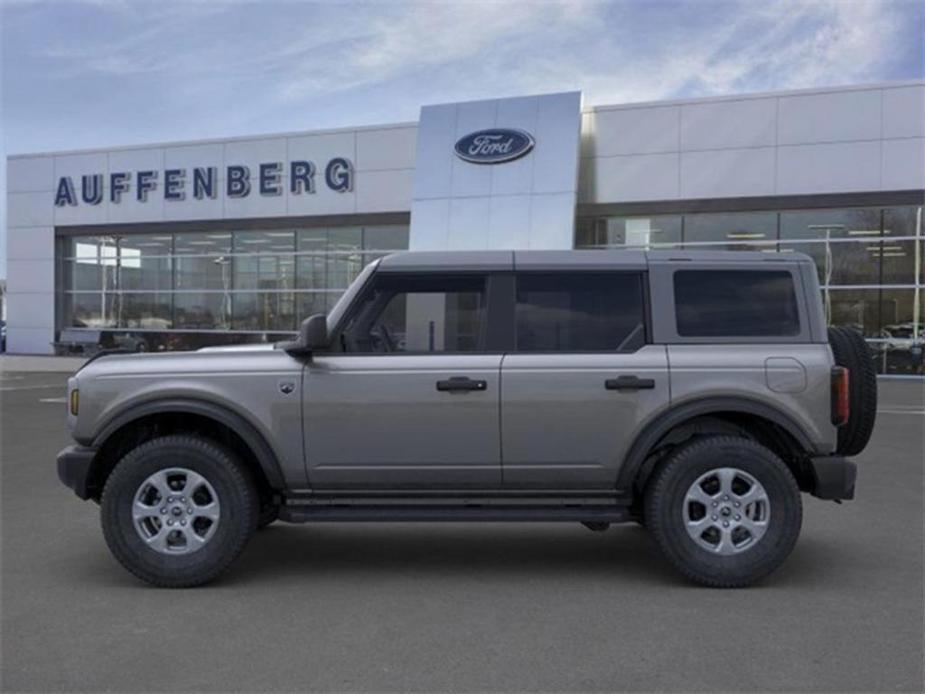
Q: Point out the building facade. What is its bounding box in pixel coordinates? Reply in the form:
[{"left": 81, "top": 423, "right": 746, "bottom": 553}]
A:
[{"left": 5, "top": 82, "right": 924, "bottom": 374}]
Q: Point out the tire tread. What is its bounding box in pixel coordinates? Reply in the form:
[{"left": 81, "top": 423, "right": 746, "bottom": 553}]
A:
[
  {"left": 100, "top": 434, "right": 257, "bottom": 588},
  {"left": 644, "top": 435, "right": 802, "bottom": 588},
  {"left": 828, "top": 326, "right": 877, "bottom": 456}
]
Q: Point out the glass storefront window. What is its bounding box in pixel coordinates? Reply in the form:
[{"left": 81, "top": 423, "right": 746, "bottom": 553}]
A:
[
  {"left": 60, "top": 236, "right": 119, "bottom": 292},
  {"left": 233, "top": 292, "right": 296, "bottom": 331},
  {"left": 234, "top": 254, "right": 295, "bottom": 290},
  {"left": 119, "top": 234, "right": 173, "bottom": 256},
  {"left": 879, "top": 240, "right": 919, "bottom": 285},
  {"left": 327, "top": 227, "right": 363, "bottom": 253},
  {"left": 63, "top": 235, "right": 119, "bottom": 261},
  {"left": 683, "top": 212, "right": 777, "bottom": 250},
  {"left": 60, "top": 259, "right": 117, "bottom": 292},
  {"left": 575, "top": 215, "right": 682, "bottom": 248},
  {"left": 876, "top": 288, "right": 923, "bottom": 375},
  {"left": 174, "top": 232, "right": 232, "bottom": 255},
  {"left": 57, "top": 223, "right": 409, "bottom": 350},
  {"left": 882, "top": 206, "right": 921, "bottom": 239},
  {"left": 118, "top": 236, "right": 173, "bottom": 291},
  {"left": 174, "top": 293, "right": 231, "bottom": 330},
  {"left": 779, "top": 239, "right": 881, "bottom": 286},
  {"left": 780, "top": 208, "right": 883, "bottom": 240},
  {"left": 119, "top": 293, "right": 173, "bottom": 330},
  {"left": 882, "top": 206, "right": 922, "bottom": 285},
  {"left": 234, "top": 230, "right": 295, "bottom": 255},
  {"left": 175, "top": 256, "right": 232, "bottom": 291},
  {"left": 296, "top": 292, "right": 330, "bottom": 322},
  {"left": 880, "top": 289, "right": 918, "bottom": 335},
  {"left": 296, "top": 227, "right": 363, "bottom": 291},
  {"left": 64, "top": 292, "right": 118, "bottom": 329},
  {"left": 826, "top": 289, "right": 881, "bottom": 337}
]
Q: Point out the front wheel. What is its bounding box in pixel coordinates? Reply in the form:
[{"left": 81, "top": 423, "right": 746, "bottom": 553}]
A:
[
  {"left": 100, "top": 435, "right": 258, "bottom": 588},
  {"left": 644, "top": 436, "right": 802, "bottom": 588}
]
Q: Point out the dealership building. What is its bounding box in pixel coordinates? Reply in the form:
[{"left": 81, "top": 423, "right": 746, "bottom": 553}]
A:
[{"left": 5, "top": 81, "right": 924, "bottom": 373}]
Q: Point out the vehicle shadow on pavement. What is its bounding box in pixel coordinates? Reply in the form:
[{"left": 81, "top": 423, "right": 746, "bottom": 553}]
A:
[
  {"left": 221, "top": 523, "right": 830, "bottom": 588},
  {"left": 223, "top": 524, "right": 681, "bottom": 586},
  {"left": 67, "top": 522, "right": 833, "bottom": 589}
]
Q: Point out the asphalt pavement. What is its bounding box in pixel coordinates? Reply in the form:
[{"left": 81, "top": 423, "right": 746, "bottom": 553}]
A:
[{"left": 1, "top": 370, "right": 923, "bottom": 692}]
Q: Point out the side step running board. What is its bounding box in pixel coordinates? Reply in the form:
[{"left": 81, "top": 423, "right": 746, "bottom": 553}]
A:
[{"left": 278, "top": 505, "right": 632, "bottom": 524}]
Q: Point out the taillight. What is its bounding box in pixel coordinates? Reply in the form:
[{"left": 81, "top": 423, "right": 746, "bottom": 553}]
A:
[{"left": 831, "top": 367, "right": 849, "bottom": 426}]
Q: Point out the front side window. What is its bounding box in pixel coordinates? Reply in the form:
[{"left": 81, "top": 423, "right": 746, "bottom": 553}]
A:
[
  {"left": 674, "top": 270, "right": 800, "bottom": 337},
  {"left": 339, "top": 275, "right": 487, "bottom": 353},
  {"left": 515, "top": 273, "right": 646, "bottom": 352}
]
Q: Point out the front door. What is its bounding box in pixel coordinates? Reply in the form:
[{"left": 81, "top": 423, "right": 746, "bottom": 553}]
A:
[
  {"left": 500, "top": 271, "right": 670, "bottom": 488},
  {"left": 303, "top": 272, "right": 502, "bottom": 489}
]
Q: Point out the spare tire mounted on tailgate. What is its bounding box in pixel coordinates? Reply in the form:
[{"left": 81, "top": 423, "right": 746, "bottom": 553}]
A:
[{"left": 827, "top": 326, "right": 877, "bottom": 456}]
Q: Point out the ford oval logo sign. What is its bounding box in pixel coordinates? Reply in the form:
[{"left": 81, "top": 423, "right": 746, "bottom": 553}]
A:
[{"left": 454, "top": 128, "right": 535, "bottom": 164}]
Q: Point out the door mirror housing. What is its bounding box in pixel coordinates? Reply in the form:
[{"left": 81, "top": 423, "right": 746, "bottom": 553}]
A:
[{"left": 281, "top": 313, "right": 328, "bottom": 357}]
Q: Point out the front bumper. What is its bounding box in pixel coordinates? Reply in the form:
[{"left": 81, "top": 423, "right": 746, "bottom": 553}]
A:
[
  {"left": 56, "top": 444, "right": 97, "bottom": 500},
  {"left": 808, "top": 455, "right": 857, "bottom": 500}
]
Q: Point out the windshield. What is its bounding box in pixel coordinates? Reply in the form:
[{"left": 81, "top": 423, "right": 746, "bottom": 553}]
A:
[{"left": 326, "top": 258, "right": 380, "bottom": 331}]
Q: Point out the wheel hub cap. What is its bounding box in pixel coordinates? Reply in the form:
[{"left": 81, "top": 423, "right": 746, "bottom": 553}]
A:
[
  {"left": 682, "top": 467, "right": 770, "bottom": 555},
  {"left": 132, "top": 468, "right": 221, "bottom": 555}
]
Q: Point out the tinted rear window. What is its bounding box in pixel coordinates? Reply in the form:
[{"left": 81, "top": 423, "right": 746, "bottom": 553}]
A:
[
  {"left": 515, "top": 272, "right": 646, "bottom": 352},
  {"left": 674, "top": 270, "right": 800, "bottom": 337}
]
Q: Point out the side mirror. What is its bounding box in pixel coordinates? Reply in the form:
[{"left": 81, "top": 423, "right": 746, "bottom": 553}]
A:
[
  {"left": 301, "top": 313, "right": 329, "bottom": 350},
  {"left": 281, "top": 313, "right": 328, "bottom": 357}
]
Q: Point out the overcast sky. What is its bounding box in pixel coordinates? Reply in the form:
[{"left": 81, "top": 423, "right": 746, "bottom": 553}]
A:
[{"left": 1, "top": 0, "right": 924, "bottom": 277}]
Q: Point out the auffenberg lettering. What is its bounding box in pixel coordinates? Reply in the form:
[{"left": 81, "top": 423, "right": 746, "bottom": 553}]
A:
[{"left": 54, "top": 157, "right": 354, "bottom": 206}]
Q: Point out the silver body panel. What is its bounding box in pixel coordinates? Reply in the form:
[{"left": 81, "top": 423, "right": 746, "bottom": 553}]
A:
[
  {"left": 71, "top": 349, "right": 309, "bottom": 487},
  {"left": 499, "top": 347, "right": 670, "bottom": 487},
  {"left": 667, "top": 344, "right": 836, "bottom": 453},
  {"left": 303, "top": 354, "right": 502, "bottom": 488},
  {"left": 68, "top": 250, "right": 839, "bottom": 494}
]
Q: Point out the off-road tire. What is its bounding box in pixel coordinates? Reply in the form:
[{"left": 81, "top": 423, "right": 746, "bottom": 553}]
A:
[
  {"left": 100, "top": 435, "right": 258, "bottom": 588},
  {"left": 645, "top": 436, "right": 802, "bottom": 588},
  {"left": 828, "top": 326, "right": 877, "bottom": 456}
]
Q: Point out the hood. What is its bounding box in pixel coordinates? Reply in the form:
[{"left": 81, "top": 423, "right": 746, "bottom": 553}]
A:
[{"left": 75, "top": 342, "right": 283, "bottom": 377}]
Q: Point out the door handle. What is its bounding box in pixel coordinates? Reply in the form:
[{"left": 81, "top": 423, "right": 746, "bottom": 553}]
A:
[
  {"left": 436, "top": 377, "right": 488, "bottom": 393},
  {"left": 605, "top": 375, "right": 656, "bottom": 391}
]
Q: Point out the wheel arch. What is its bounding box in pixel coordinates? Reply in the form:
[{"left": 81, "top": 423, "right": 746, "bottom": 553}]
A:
[
  {"left": 86, "top": 398, "right": 286, "bottom": 501},
  {"left": 617, "top": 396, "right": 816, "bottom": 496}
]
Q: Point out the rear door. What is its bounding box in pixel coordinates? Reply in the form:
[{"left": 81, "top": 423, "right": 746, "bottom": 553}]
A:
[{"left": 500, "top": 270, "right": 670, "bottom": 488}]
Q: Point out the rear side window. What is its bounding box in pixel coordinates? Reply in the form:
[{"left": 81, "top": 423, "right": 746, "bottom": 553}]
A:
[
  {"left": 674, "top": 270, "right": 800, "bottom": 337},
  {"left": 515, "top": 272, "right": 646, "bottom": 352}
]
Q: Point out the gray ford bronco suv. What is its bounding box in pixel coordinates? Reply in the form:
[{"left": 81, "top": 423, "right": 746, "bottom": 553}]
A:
[{"left": 57, "top": 250, "right": 875, "bottom": 588}]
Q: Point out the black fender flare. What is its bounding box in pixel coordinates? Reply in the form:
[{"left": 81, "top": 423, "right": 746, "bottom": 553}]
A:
[
  {"left": 90, "top": 398, "right": 286, "bottom": 489},
  {"left": 616, "top": 396, "right": 816, "bottom": 493}
]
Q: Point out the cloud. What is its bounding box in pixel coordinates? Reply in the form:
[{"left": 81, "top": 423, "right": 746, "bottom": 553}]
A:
[
  {"left": 514, "top": 0, "right": 914, "bottom": 105},
  {"left": 273, "top": 1, "right": 598, "bottom": 102},
  {"left": 1, "top": 0, "right": 921, "bottom": 154}
]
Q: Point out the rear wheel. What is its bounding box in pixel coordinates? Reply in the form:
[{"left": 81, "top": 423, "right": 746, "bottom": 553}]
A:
[
  {"left": 828, "top": 326, "right": 877, "bottom": 456},
  {"left": 100, "top": 435, "right": 258, "bottom": 588},
  {"left": 645, "top": 436, "right": 802, "bottom": 588}
]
